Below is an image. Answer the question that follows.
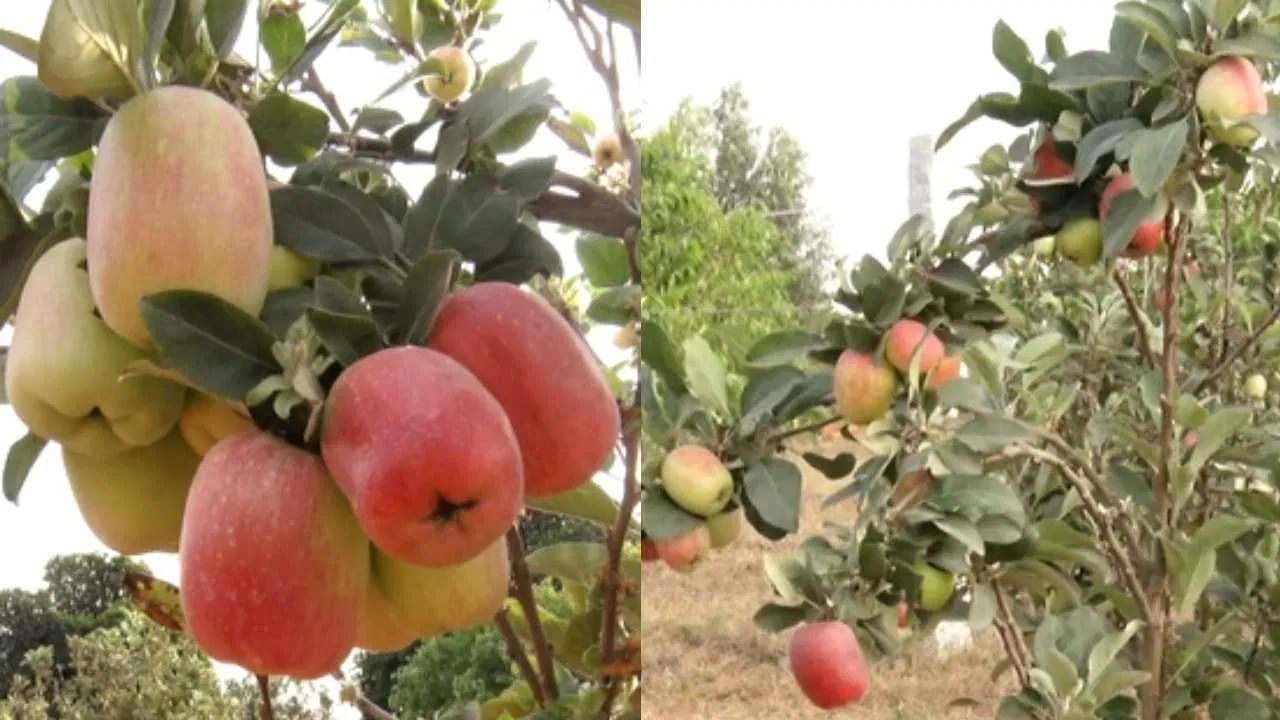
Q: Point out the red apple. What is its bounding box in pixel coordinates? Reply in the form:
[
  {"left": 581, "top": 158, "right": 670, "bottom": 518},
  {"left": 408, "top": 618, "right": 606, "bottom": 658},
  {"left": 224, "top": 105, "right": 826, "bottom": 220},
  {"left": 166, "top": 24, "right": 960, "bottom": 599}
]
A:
[
  {"left": 790, "top": 621, "right": 870, "bottom": 709},
  {"left": 641, "top": 538, "right": 658, "bottom": 562},
  {"left": 321, "top": 346, "right": 524, "bottom": 567},
  {"left": 926, "top": 355, "right": 963, "bottom": 391},
  {"left": 1030, "top": 137, "right": 1073, "bottom": 181},
  {"left": 897, "top": 602, "right": 910, "bottom": 630},
  {"left": 884, "top": 319, "right": 944, "bottom": 374},
  {"left": 655, "top": 524, "right": 710, "bottom": 573},
  {"left": 180, "top": 431, "right": 368, "bottom": 678},
  {"left": 428, "top": 283, "right": 620, "bottom": 497},
  {"left": 1098, "top": 173, "right": 1167, "bottom": 259},
  {"left": 833, "top": 350, "right": 897, "bottom": 425},
  {"left": 1196, "top": 56, "right": 1268, "bottom": 146}
]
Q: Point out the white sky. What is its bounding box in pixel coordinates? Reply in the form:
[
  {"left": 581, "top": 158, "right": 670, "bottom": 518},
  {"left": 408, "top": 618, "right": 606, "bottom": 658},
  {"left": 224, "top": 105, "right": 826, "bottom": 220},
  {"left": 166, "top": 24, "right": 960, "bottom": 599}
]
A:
[
  {"left": 0, "top": 1, "right": 637, "bottom": 710},
  {"left": 642, "top": 0, "right": 1113, "bottom": 260}
]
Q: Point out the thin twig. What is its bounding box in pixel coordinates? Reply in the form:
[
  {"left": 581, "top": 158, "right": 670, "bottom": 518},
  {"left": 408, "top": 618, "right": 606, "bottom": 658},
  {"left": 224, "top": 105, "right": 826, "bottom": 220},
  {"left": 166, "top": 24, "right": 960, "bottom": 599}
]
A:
[
  {"left": 301, "top": 68, "right": 351, "bottom": 133},
  {"left": 1113, "top": 269, "right": 1157, "bottom": 368},
  {"left": 1218, "top": 193, "right": 1234, "bottom": 369},
  {"left": 256, "top": 675, "right": 274, "bottom": 720},
  {"left": 1193, "top": 303, "right": 1280, "bottom": 394},
  {"left": 765, "top": 412, "right": 845, "bottom": 445},
  {"left": 597, "top": 405, "right": 641, "bottom": 718},
  {"left": 331, "top": 670, "right": 399, "bottom": 720},
  {"left": 506, "top": 527, "right": 559, "bottom": 701},
  {"left": 992, "top": 579, "right": 1031, "bottom": 687},
  {"left": 494, "top": 608, "right": 548, "bottom": 707},
  {"left": 1037, "top": 430, "right": 1144, "bottom": 554}
]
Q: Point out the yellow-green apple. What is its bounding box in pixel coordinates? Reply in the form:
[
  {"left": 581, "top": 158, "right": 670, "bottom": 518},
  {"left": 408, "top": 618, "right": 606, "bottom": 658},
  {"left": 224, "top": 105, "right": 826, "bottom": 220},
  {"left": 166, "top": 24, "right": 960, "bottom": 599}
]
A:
[
  {"left": 833, "top": 350, "right": 897, "bottom": 425},
  {"left": 37, "top": 0, "right": 135, "bottom": 100},
  {"left": 178, "top": 393, "right": 255, "bottom": 456},
  {"left": 789, "top": 621, "right": 869, "bottom": 709},
  {"left": 912, "top": 560, "right": 956, "bottom": 611},
  {"left": 1099, "top": 173, "right": 1167, "bottom": 258},
  {"left": 5, "top": 239, "right": 185, "bottom": 455},
  {"left": 1196, "top": 56, "right": 1268, "bottom": 147},
  {"left": 423, "top": 46, "right": 472, "bottom": 102},
  {"left": 884, "top": 319, "right": 944, "bottom": 374},
  {"left": 1247, "top": 373, "right": 1268, "bottom": 400},
  {"left": 371, "top": 537, "right": 509, "bottom": 641},
  {"left": 180, "top": 431, "right": 368, "bottom": 678},
  {"left": 355, "top": 564, "right": 417, "bottom": 653},
  {"left": 594, "top": 135, "right": 623, "bottom": 169},
  {"left": 1032, "top": 235, "right": 1056, "bottom": 257},
  {"left": 1056, "top": 217, "right": 1102, "bottom": 265},
  {"left": 926, "top": 355, "right": 963, "bottom": 391},
  {"left": 88, "top": 86, "right": 272, "bottom": 349},
  {"left": 62, "top": 430, "right": 199, "bottom": 555},
  {"left": 321, "top": 346, "right": 524, "bottom": 566},
  {"left": 660, "top": 445, "right": 733, "bottom": 517},
  {"left": 427, "top": 282, "right": 620, "bottom": 497},
  {"left": 655, "top": 524, "right": 710, "bottom": 573},
  {"left": 268, "top": 246, "right": 320, "bottom": 291},
  {"left": 706, "top": 507, "right": 744, "bottom": 549}
]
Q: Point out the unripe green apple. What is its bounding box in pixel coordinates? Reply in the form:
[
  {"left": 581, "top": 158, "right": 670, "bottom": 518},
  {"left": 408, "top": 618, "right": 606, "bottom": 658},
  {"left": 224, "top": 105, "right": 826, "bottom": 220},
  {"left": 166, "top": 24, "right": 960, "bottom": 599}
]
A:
[
  {"left": 88, "top": 86, "right": 272, "bottom": 349},
  {"left": 5, "top": 239, "right": 185, "bottom": 456},
  {"left": 268, "top": 246, "right": 320, "bottom": 291},
  {"left": 661, "top": 445, "right": 733, "bottom": 517},
  {"left": 706, "top": 507, "right": 744, "bottom": 549},
  {"left": 912, "top": 560, "right": 955, "bottom": 612},
  {"left": 655, "top": 524, "right": 711, "bottom": 573},
  {"left": 1196, "top": 56, "right": 1268, "bottom": 147},
  {"left": 62, "top": 430, "right": 199, "bottom": 555},
  {"left": 1247, "top": 373, "right": 1268, "bottom": 400},
  {"left": 833, "top": 350, "right": 897, "bottom": 425},
  {"left": 423, "top": 46, "right": 472, "bottom": 102},
  {"left": 1056, "top": 217, "right": 1102, "bottom": 265},
  {"left": 1032, "top": 235, "right": 1056, "bottom": 257},
  {"left": 593, "top": 135, "right": 623, "bottom": 169},
  {"left": 884, "top": 319, "right": 944, "bottom": 374},
  {"left": 369, "top": 537, "right": 509, "bottom": 643}
]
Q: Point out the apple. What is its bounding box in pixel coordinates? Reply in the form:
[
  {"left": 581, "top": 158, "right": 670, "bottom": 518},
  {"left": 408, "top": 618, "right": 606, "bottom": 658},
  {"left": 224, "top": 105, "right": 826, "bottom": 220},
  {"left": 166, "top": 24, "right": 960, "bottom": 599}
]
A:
[
  {"left": 88, "top": 86, "right": 271, "bottom": 349},
  {"left": 641, "top": 538, "right": 659, "bottom": 562},
  {"left": 423, "top": 46, "right": 472, "bottom": 102},
  {"left": 661, "top": 445, "right": 734, "bottom": 517},
  {"left": 884, "top": 319, "right": 944, "bottom": 374},
  {"left": 37, "top": 0, "right": 135, "bottom": 100},
  {"left": 371, "top": 537, "right": 509, "bottom": 641},
  {"left": 655, "top": 524, "right": 711, "bottom": 573},
  {"left": 1099, "top": 173, "right": 1167, "bottom": 259},
  {"left": 427, "top": 283, "right": 620, "bottom": 497},
  {"left": 1056, "top": 217, "right": 1102, "bottom": 265},
  {"left": 706, "top": 507, "right": 744, "bottom": 549},
  {"left": 1030, "top": 137, "right": 1073, "bottom": 181},
  {"left": 1032, "top": 234, "right": 1056, "bottom": 257},
  {"left": 1196, "top": 56, "right": 1268, "bottom": 147},
  {"left": 62, "top": 430, "right": 199, "bottom": 555},
  {"left": 1247, "top": 373, "right": 1268, "bottom": 400},
  {"left": 1183, "top": 431, "right": 1198, "bottom": 450},
  {"left": 593, "top": 134, "right": 623, "bottom": 169},
  {"left": 926, "top": 355, "right": 963, "bottom": 391},
  {"left": 322, "top": 346, "right": 524, "bottom": 567},
  {"left": 268, "top": 246, "right": 320, "bottom": 291},
  {"left": 913, "top": 560, "right": 956, "bottom": 612},
  {"left": 180, "top": 431, "right": 368, "bottom": 678},
  {"left": 5, "top": 239, "right": 185, "bottom": 456},
  {"left": 178, "top": 393, "right": 255, "bottom": 456},
  {"left": 833, "top": 350, "right": 897, "bottom": 425},
  {"left": 789, "top": 621, "right": 869, "bottom": 709},
  {"left": 356, "top": 570, "right": 417, "bottom": 653},
  {"left": 897, "top": 602, "right": 910, "bottom": 630}
]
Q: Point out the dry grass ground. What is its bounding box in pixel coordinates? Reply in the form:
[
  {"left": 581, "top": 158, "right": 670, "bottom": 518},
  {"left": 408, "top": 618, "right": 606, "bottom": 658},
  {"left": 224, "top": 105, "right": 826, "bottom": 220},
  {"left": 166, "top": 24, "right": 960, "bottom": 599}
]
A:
[{"left": 641, "top": 435, "right": 1012, "bottom": 719}]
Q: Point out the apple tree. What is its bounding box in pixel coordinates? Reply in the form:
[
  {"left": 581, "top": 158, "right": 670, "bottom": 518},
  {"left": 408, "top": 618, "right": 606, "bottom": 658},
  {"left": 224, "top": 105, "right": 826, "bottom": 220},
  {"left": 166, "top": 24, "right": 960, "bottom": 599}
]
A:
[
  {"left": 641, "top": 2, "right": 1280, "bottom": 718},
  {"left": 0, "top": 0, "right": 641, "bottom": 718}
]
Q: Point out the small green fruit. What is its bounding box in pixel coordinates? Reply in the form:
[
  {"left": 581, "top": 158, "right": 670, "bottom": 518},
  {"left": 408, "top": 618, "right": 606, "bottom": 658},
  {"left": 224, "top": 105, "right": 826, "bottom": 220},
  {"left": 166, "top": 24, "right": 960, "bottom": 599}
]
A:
[
  {"left": 1056, "top": 217, "right": 1102, "bottom": 265},
  {"left": 706, "top": 508, "right": 743, "bottom": 549},
  {"left": 1032, "top": 235, "right": 1056, "bottom": 257},
  {"left": 1246, "top": 373, "right": 1268, "bottom": 400},
  {"left": 912, "top": 560, "right": 955, "bottom": 612}
]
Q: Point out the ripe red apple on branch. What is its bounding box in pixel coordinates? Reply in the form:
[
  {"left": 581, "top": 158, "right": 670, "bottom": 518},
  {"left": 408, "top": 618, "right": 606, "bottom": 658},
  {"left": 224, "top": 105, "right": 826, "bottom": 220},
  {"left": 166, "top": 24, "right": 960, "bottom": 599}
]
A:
[
  {"left": 1196, "top": 55, "right": 1268, "bottom": 147},
  {"left": 1098, "top": 173, "right": 1167, "bottom": 259},
  {"left": 661, "top": 445, "right": 734, "bottom": 517},
  {"left": 833, "top": 350, "right": 897, "bottom": 424},
  {"left": 789, "top": 621, "right": 870, "bottom": 709}
]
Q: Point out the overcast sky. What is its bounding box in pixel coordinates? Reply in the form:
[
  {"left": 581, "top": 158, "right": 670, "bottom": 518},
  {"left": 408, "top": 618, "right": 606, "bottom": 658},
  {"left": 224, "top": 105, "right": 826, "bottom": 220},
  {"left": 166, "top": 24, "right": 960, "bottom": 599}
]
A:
[
  {"left": 642, "top": 0, "right": 1113, "bottom": 261},
  {"left": 0, "top": 0, "right": 637, "bottom": 709}
]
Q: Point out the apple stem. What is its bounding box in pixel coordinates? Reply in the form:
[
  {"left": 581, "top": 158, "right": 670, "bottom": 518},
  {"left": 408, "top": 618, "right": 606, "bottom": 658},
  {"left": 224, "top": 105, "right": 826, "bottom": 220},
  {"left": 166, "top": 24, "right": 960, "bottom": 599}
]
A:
[
  {"left": 494, "top": 608, "right": 548, "bottom": 707},
  {"left": 256, "top": 675, "right": 274, "bottom": 720},
  {"left": 1112, "top": 269, "right": 1157, "bottom": 368},
  {"left": 506, "top": 527, "right": 560, "bottom": 701}
]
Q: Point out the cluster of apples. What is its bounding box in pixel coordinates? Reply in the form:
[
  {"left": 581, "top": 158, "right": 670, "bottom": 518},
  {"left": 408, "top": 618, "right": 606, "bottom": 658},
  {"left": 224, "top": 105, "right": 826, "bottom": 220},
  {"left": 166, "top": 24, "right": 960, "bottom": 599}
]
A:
[
  {"left": 5, "top": 84, "right": 620, "bottom": 679},
  {"left": 1030, "top": 55, "right": 1267, "bottom": 265},
  {"left": 831, "top": 319, "right": 962, "bottom": 426},
  {"left": 640, "top": 445, "right": 743, "bottom": 572}
]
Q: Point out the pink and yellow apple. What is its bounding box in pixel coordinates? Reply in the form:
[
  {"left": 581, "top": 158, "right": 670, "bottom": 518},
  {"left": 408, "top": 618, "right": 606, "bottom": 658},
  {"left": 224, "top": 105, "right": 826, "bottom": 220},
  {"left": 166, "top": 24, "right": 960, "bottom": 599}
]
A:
[
  {"left": 833, "top": 350, "right": 897, "bottom": 425},
  {"left": 790, "top": 621, "right": 869, "bottom": 709},
  {"left": 661, "top": 445, "right": 733, "bottom": 517},
  {"left": 1196, "top": 56, "right": 1268, "bottom": 147},
  {"left": 423, "top": 46, "right": 472, "bottom": 102},
  {"left": 926, "top": 355, "right": 963, "bottom": 391},
  {"left": 1099, "top": 173, "right": 1167, "bottom": 259},
  {"left": 884, "top": 319, "right": 944, "bottom": 374},
  {"left": 655, "top": 524, "right": 711, "bottom": 573}
]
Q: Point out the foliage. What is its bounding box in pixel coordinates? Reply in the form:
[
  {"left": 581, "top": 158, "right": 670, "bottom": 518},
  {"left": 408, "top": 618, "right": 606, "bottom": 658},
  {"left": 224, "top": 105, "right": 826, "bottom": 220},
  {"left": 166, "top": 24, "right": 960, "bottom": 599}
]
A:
[
  {"left": 388, "top": 627, "right": 514, "bottom": 717},
  {"left": 641, "top": 2, "right": 1280, "bottom": 718},
  {"left": 520, "top": 508, "right": 607, "bottom": 555}
]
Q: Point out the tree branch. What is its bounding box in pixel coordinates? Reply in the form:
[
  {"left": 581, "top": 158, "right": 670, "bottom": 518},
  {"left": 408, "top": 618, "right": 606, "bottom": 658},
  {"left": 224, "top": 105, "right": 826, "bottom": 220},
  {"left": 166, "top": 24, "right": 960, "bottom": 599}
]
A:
[
  {"left": 1192, "top": 303, "right": 1280, "bottom": 394},
  {"left": 506, "top": 527, "right": 559, "bottom": 701},
  {"left": 322, "top": 133, "right": 639, "bottom": 238},
  {"left": 1218, "top": 193, "right": 1234, "bottom": 369},
  {"left": 597, "top": 405, "right": 641, "bottom": 718},
  {"left": 301, "top": 69, "right": 351, "bottom": 133},
  {"left": 256, "top": 675, "right": 274, "bottom": 720},
  {"left": 494, "top": 608, "right": 548, "bottom": 707},
  {"left": 992, "top": 579, "right": 1031, "bottom": 688},
  {"left": 1113, "top": 268, "right": 1157, "bottom": 368},
  {"left": 764, "top": 411, "right": 843, "bottom": 445},
  {"left": 331, "top": 670, "right": 399, "bottom": 720}
]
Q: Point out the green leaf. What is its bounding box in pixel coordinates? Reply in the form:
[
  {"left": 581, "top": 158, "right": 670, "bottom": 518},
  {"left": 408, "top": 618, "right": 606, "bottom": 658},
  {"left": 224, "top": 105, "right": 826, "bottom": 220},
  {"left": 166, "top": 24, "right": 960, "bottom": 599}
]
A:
[
  {"left": 1187, "top": 406, "right": 1252, "bottom": 475},
  {"left": 1115, "top": 2, "right": 1180, "bottom": 58},
  {"left": 800, "top": 452, "right": 856, "bottom": 480},
  {"left": 1091, "top": 670, "right": 1151, "bottom": 706},
  {"left": 0, "top": 30, "right": 39, "bottom": 64},
  {"left": 1086, "top": 621, "right": 1144, "bottom": 689},
  {"left": 351, "top": 107, "right": 404, "bottom": 136},
  {"left": 935, "top": 515, "right": 985, "bottom": 554},
  {"left": 376, "top": 0, "right": 417, "bottom": 45},
  {"left": 524, "top": 542, "right": 608, "bottom": 584},
  {"left": 140, "top": 0, "right": 175, "bottom": 90},
  {"left": 527, "top": 481, "right": 619, "bottom": 526},
  {"left": 1189, "top": 515, "right": 1253, "bottom": 552},
  {"left": 205, "top": 0, "right": 250, "bottom": 58},
  {"left": 278, "top": 0, "right": 360, "bottom": 86},
  {"left": 993, "top": 20, "right": 1037, "bottom": 82},
  {"left": 396, "top": 249, "right": 460, "bottom": 345},
  {"left": 1074, "top": 118, "right": 1143, "bottom": 182},
  {"left": 955, "top": 416, "right": 1035, "bottom": 453},
  {"left": 306, "top": 307, "right": 383, "bottom": 367},
  {"left": 641, "top": 322, "right": 685, "bottom": 393},
  {"left": 743, "top": 458, "right": 801, "bottom": 534},
  {"left": 581, "top": 0, "right": 640, "bottom": 30},
  {"left": 271, "top": 185, "right": 383, "bottom": 263},
  {"left": 1209, "top": 0, "right": 1248, "bottom": 30},
  {"left": 1049, "top": 50, "right": 1144, "bottom": 90},
  {"left": 586, "top": 285, "right": 639, "bottom": 325},
  {"left": 739, "top": 366, "right": 804, "bottom": 435},
  {"left": 39, "top": 0, "right": 143, "bottom": 100},
  {"left": 576, "top": 234, "right": 630, "bottom": 287},
  {"left": 1040, "top": 645, "right": 1080, "bottom": 697},
  {"left": 640, "top": 489, "right": 700, "bottom": 541},
  {"left": 683, "top": 335, "right": 729, "bottom": 418},
  {"left": 498, "top": 156, "right": 556, "bottom": 201},
  {"left": 928, "top": 258, "right": 984, "bottom": 298},
  {"left": 753, "top": 603, "right": 807, "bottom": 633},
  {"left": 3, "top": 433, "right": 46, "bottom": 504},
  {"left": 1102, "top": 189, "right": 1158, "bottom": 259},
  {"left": 248, "top": 93, "right": 329, "bottom": 166},
  {"left": 1213, "top": 32, "right": 1280, "bottom": 61},
  {"left": 481, "top": 40, "right": 536, "bottom": 91},
  {"left": 745, "top": 331, "right": 829, "bottom": 369},
  {"left": 1209, "top": 688, "right": 1269, "bottom": 720},
  {"left": 931, "top": 475, "right": 1027, "bottom": 523},
  {"left": 0, "top": 77, "right": 103, "bottom": 162},
  {"left": 1129, "top": 118, "right": 1188, "bottom": 196},
  {"left": 1174, "top": 546, "right": 1215, "bottom": 616},
  {"left": 140, "top": 290, "right": 279, "bottom": 400}
]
